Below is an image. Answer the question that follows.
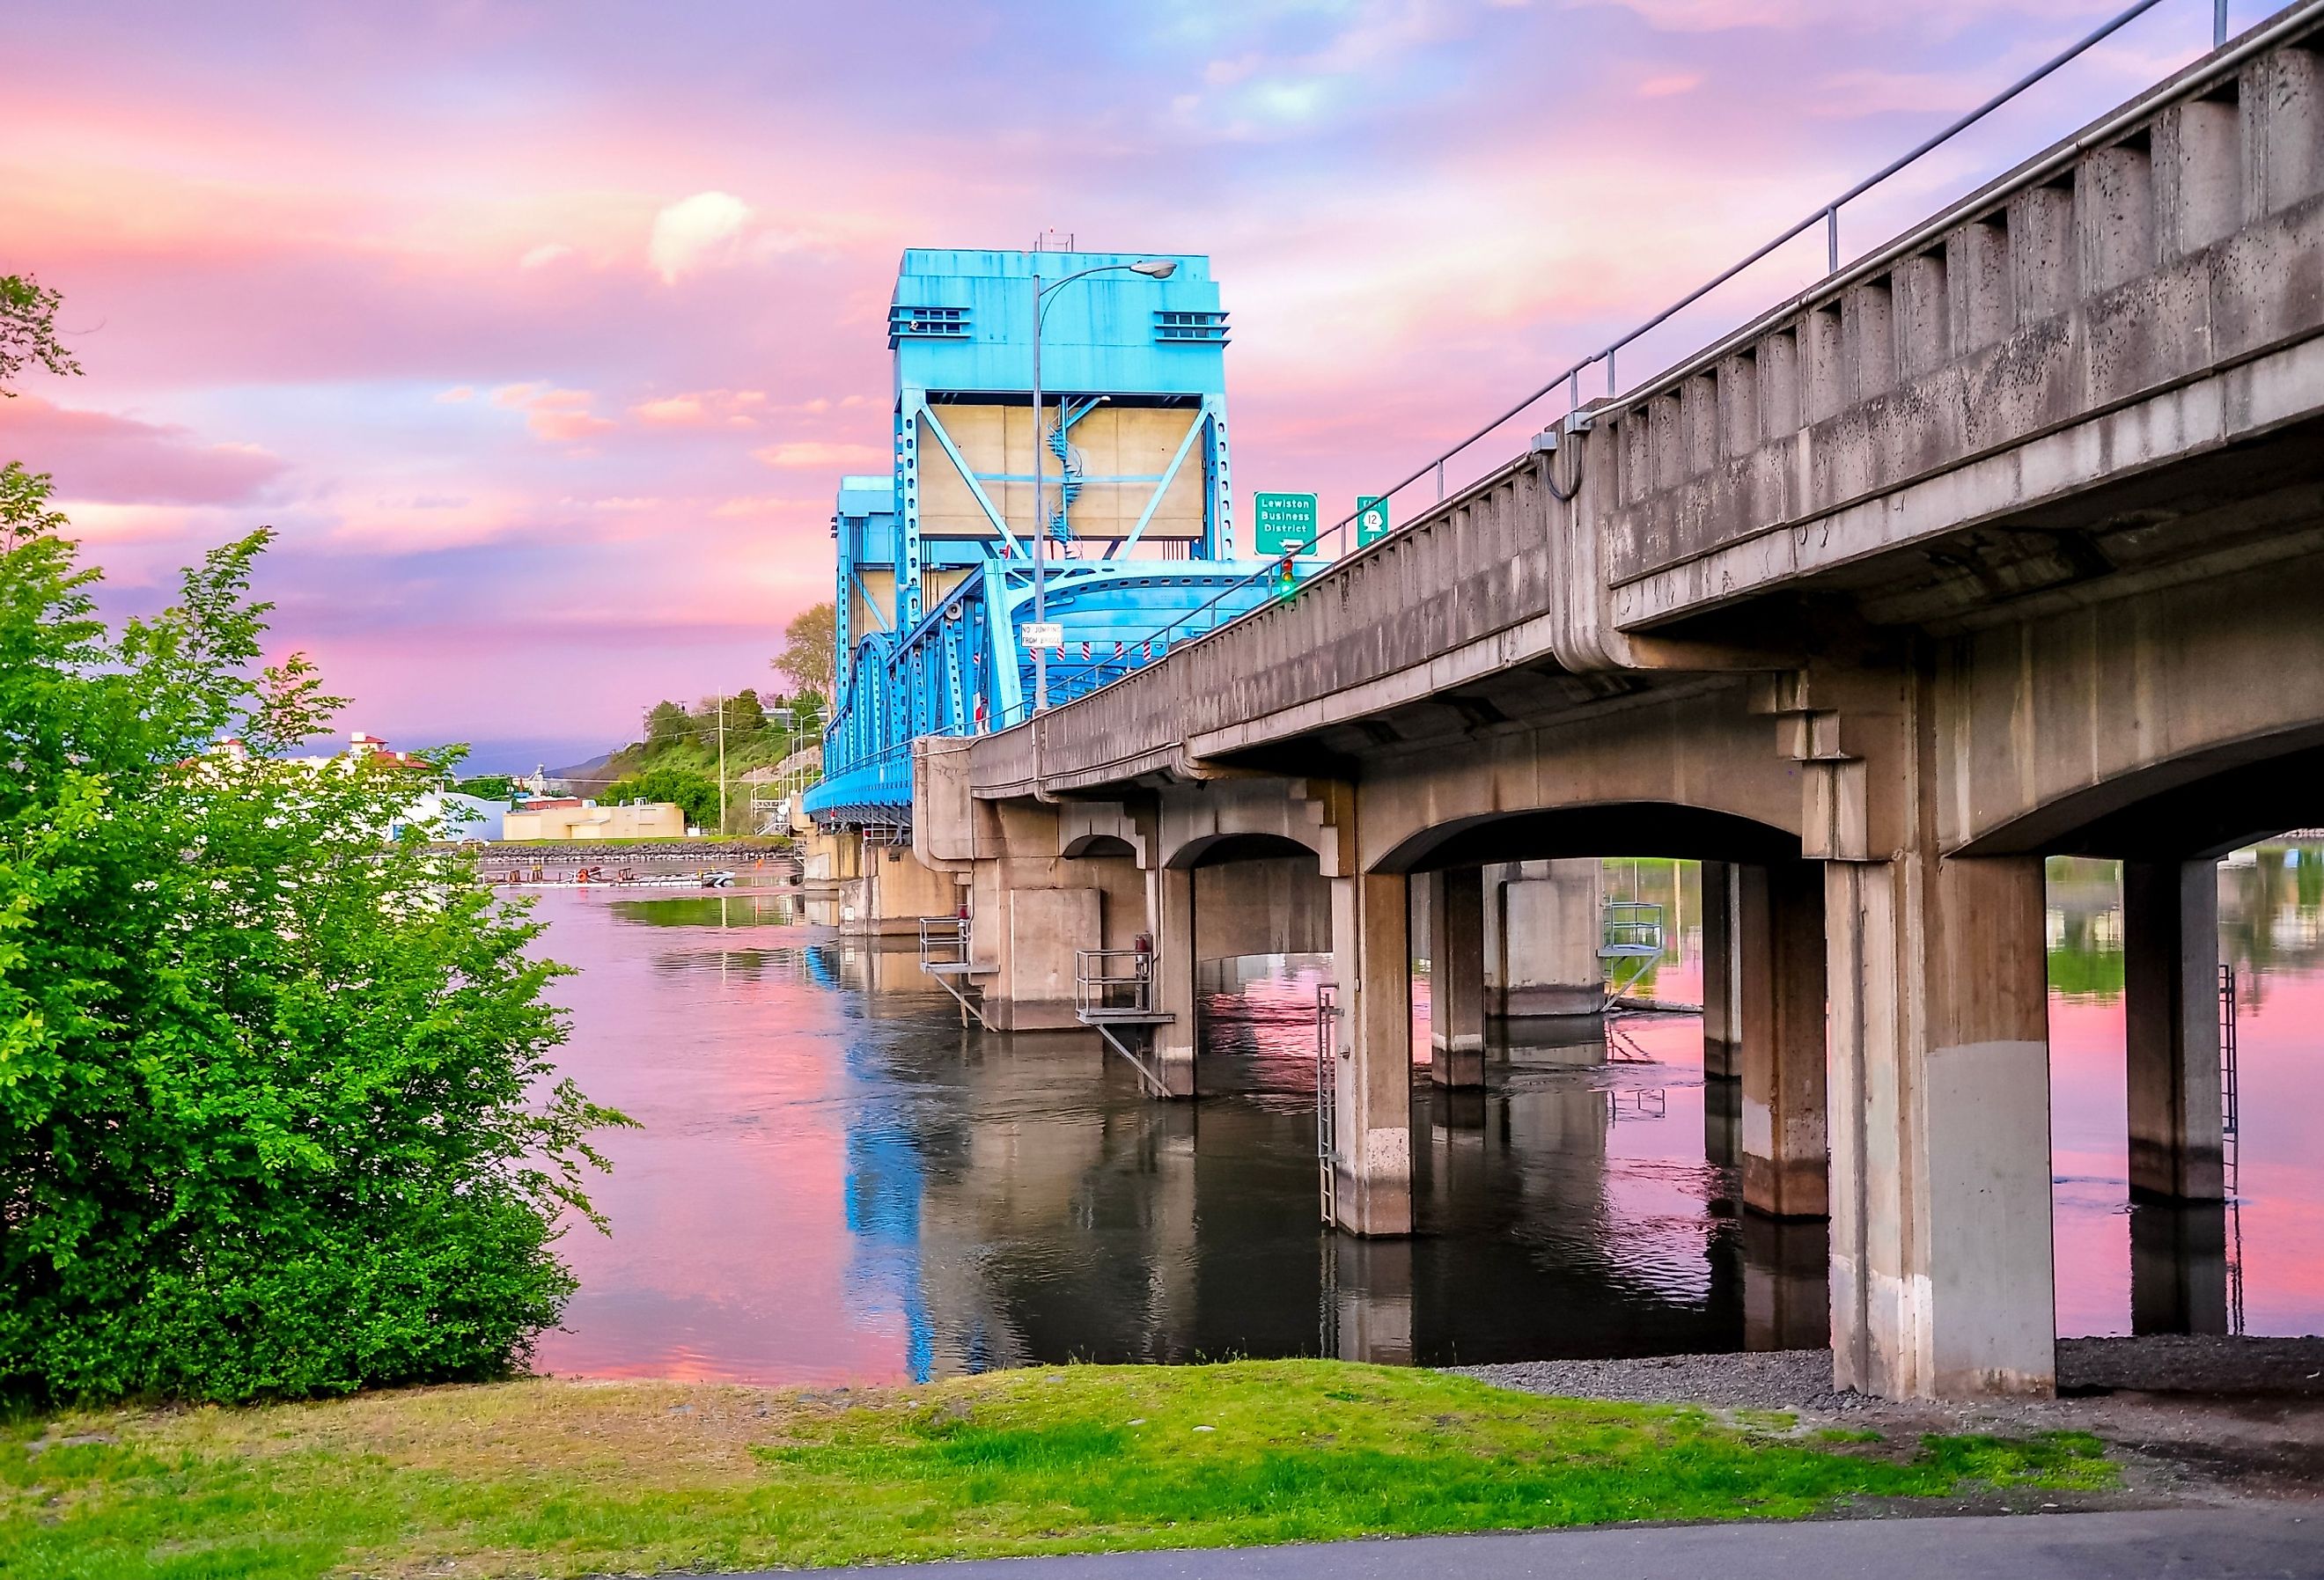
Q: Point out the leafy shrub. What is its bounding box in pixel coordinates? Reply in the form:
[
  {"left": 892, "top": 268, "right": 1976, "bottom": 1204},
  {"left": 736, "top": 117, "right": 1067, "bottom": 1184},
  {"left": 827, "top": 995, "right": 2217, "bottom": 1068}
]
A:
[{"left": 0, "top": 465, "right": 629, "bottom": 1402}]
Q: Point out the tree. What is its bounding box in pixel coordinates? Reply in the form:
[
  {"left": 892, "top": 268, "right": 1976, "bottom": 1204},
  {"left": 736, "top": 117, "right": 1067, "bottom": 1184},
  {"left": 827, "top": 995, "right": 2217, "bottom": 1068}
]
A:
[
  {"left": 603, "top": 764, "right": 719, "bottom": 829},
  {"left": 0, "top": 283, "right": 627, "bottom": 1403},
  {"left": 773, "top": 601, "right": 835, "bottom": 697},
  {"left": 726, "top": 687, "right": 766, "bottom": 736},
  {"left": 0, "top": 274, "right": 80, "bottom": 394},
  {"left": 455, "top": 774, "right": 518, "bottom": 802},
  {"left": 644, "top": 700, "right": 689, "bottom": 747}
]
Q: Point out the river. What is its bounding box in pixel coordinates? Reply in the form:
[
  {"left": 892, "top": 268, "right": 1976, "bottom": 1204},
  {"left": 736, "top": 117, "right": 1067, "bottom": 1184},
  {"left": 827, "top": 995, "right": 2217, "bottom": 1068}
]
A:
[{"left": 524, "top": 844, "right": 2324, "bottom": 1385}]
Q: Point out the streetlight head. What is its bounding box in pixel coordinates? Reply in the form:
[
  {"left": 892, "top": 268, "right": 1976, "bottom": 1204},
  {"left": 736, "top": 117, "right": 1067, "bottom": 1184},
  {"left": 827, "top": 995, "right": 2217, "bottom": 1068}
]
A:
[{"left": 1129, "top": 259, "right": 1177, "bottom": 279}]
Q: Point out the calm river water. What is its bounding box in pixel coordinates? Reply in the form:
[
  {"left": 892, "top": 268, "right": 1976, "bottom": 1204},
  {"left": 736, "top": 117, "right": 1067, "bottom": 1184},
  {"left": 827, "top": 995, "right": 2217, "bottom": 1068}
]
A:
[{"left": 526, "top": 844, "right": 2324, "bottom": 1385}]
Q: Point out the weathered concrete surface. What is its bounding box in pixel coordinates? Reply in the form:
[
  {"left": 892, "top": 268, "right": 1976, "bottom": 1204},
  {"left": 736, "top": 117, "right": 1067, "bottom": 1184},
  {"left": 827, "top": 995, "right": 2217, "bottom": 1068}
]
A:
[
  {"left": 1483, "top": 861, "right": 1602, "bottom": 1020},
  {"left": 1425, "top": 868, "right": 1486, "bottom": 1086},
  {"left": 906, "top": 14, "right": 2324, "bottom": 1400}
]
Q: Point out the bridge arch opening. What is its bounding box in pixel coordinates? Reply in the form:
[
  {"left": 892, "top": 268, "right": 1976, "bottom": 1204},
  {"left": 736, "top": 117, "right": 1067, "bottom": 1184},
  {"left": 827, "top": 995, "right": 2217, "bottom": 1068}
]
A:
[
  {"left": 1993, "top": 731, "right": 2324, "bottom": 1347},
  {"left": 1061, "top": 832, "right": 1138, "bottom": 861},
  {"left": 1166, "top": 832, "right": 1335, "bottom": 1098},
  {"left": 1376, "top": 800, "right": 1829, "bottom": 1355}
]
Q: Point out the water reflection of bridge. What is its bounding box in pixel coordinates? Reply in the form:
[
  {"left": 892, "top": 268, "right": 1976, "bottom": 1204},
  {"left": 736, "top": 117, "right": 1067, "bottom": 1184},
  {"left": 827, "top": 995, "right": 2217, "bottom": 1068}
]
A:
[{"left": 825, "top": 941, "right": 1820, "bottom": 1371}]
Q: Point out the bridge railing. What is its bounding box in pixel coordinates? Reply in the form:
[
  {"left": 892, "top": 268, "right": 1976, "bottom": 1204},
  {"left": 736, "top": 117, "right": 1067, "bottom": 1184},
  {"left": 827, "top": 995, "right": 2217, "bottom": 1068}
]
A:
[{"left": 1008, "top": 0, "right": 2280, "bottom": 705}]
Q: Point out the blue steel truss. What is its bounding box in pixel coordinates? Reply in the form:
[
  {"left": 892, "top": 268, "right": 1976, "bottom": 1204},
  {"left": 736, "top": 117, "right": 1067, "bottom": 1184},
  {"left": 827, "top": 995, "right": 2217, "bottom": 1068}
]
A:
[
  {"left": 807, "top": 248, "right": 1311, "bottom": 831},
  {"left": 809, "top": 555, "right": 1301, "bottom": 827}
]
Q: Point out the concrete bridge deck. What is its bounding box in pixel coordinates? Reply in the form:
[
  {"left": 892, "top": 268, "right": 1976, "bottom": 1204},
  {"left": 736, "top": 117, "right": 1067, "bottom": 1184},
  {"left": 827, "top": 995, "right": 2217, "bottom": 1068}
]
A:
[{"left": 889, "top": 7, "right": 2324, "bottom": 1402}]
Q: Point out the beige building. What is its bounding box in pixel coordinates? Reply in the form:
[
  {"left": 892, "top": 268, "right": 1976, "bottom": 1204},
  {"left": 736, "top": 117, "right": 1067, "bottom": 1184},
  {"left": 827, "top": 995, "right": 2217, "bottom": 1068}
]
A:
[{"left": 501, "top": 797, "right": 687, "bottom": 841}]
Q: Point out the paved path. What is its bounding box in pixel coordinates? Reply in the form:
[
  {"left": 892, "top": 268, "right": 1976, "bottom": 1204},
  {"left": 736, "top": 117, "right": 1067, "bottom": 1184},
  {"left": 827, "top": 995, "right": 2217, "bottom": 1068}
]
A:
[{"left": 732, "top": 1510, "right": 2323, "bottom": 1579}]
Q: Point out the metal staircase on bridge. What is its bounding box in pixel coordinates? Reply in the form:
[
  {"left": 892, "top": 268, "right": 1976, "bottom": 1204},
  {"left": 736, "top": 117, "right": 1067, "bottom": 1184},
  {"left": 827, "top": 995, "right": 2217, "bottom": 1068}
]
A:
[
  {"left": 918, "top": 915, "right": 995, "bottom": 1030},
  {"left": 1598, "top": 900, "right": 1666, "bottom": 1010},
  {"left": 1075, "top": 946, "right": 1173, "bottom": 1097}
]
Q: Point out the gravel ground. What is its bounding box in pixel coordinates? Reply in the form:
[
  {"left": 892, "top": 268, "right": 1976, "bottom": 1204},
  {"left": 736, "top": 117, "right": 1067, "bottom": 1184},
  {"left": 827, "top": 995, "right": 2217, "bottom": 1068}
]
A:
[
  {"left": 1454, "top": 1336, "right": 2324, "bottom": 1411},
  {"left": 1452, "top": 1349, "right": 1863, "bottom": 1412},
  {"left": 1453, "top": 1336, "right": 2324, "bottom": 1508}
]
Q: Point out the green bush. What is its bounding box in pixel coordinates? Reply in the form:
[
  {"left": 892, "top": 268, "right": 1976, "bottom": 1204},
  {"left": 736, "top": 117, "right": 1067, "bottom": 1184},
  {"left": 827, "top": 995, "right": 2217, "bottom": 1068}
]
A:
[
  {"left": 601, "top": 764, "right": 720, "bottom": 829},
  {"left": 0, "top": 464, "right": 629, "bottom": 1403}
]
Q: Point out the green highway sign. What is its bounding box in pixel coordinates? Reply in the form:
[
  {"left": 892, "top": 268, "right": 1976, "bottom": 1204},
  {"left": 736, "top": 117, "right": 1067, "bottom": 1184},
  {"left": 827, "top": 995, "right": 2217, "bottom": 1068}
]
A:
[
  {"left": 1253, "top": 492, "right": 1318, "bottom": 556},
  {"left": 1357, "top": 495, "right": 1390, "bottom": 547}
]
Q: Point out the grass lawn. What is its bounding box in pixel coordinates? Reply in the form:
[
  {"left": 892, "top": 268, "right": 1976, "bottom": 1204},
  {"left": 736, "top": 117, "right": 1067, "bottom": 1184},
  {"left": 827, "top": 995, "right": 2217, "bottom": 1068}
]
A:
[{"left": 2, "top": 1359, "right": 2113, "bottom": 1579}]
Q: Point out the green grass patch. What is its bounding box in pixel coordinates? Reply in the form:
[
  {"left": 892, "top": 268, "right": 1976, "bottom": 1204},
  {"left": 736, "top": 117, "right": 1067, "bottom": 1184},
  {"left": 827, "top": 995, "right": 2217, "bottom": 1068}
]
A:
[{"left": 0, "top": 1361, "right": 2115, "bottom": 1578}]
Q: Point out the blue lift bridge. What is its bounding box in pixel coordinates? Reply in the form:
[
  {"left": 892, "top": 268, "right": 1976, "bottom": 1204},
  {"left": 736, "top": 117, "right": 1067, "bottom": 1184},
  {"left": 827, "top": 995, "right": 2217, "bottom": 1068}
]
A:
[{"left": 805, "top": 248, "right": 1313, "bottom": 829}]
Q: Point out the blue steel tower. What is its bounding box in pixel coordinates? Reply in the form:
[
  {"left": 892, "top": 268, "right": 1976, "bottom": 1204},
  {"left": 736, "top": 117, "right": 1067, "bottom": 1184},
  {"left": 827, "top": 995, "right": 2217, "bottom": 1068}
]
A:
[{"left": 806, "top": 248, "right": 1304, "bottom": 829}]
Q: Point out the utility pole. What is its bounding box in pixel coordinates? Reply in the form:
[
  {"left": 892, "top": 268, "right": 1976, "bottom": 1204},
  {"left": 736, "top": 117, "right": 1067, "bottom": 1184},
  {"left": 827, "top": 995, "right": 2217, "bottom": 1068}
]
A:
[{"left": 717, "top": 694, "right": 728, "bottom": 835}]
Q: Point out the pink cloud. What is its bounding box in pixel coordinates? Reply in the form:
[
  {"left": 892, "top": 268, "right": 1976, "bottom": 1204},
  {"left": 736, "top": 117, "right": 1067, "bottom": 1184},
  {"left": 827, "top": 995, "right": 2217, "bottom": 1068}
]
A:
[
  {"left": 1638, "top": 72, "right": 1703, "bottom": 97},
  {"left": 753, "top": 440, "right": 885, "bottom": 470},
  {"left": 630, "top": 388, "right": 770, "bottom": 427},
  {"left": 492, "top": 383, "right": 617, "bottom": 443},
  {"left": 0, "top": 395, "right": 284, "bottom": 505}
]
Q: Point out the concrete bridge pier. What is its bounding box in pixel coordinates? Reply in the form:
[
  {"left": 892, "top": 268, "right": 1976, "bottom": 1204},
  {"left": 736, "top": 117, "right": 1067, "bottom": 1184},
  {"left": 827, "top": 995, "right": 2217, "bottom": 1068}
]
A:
[
  {"left": 1736, "top": 859, "right": 1829, "bottom": 1220},
  {"left": 2122, "top": 857, "right": 2231, "bottom": 1334},
  {"left": 1827, "top": 849, "right": 2056, "bottom": 1398},
  {"left": 1487, "top": 861, "right": 1603, "bottom": 1018},
  {"left": 1695, "top": 858, "right": 1828, "bottom": 1216},
  {"left": 1330, "top": 871, "right": 1415, "bottom": 1237},
  {"left": 2122, "top": 860, "right": 2228, "bottom": 1204},
  {"left": 1425, "top": 867, "right": 1487, "bottom": 1087},
  {"left": 1701, "top": 860, "right": 1742, "bottom": 1168},
  {"left": 1150, "top": 863, "right": 1200, "bottom": 1098}
]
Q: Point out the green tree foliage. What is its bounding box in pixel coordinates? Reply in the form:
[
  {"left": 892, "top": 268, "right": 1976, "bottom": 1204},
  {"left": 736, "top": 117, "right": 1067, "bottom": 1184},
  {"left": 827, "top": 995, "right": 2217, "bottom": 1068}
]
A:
[
  {"left": 454, "top": 774, "right": 518, "bottom": 802},
  {"left": 0, "top": 466, "right": 629, "bottom": 1403},
  {"left": 773, "top": 601, "right": 835, "bottom": 697},
  {"left": 725, "top": 688, "right": 766, "bottom": 736},
  {"left": 602, "top": 765, "right": 719, "bottom": 829},
  {"left": 0, "top": 274, "right": 81, "bottom": 394},
  {"left": 644, "top": 700, "right": 689, "bottom": 745}
]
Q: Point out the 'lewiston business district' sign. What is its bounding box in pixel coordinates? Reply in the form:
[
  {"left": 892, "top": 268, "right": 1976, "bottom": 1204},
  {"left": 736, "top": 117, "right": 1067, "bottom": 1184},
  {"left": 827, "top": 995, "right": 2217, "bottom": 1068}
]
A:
[{"left": 1253, "top": 492, "right": 1317, "bottom": 556}]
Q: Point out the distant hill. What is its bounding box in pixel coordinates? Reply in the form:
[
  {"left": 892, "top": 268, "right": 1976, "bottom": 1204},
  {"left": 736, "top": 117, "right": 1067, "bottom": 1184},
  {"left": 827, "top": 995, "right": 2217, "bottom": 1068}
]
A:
[{"left": 547, "top": 749, "right": 621, "bottom": 792}]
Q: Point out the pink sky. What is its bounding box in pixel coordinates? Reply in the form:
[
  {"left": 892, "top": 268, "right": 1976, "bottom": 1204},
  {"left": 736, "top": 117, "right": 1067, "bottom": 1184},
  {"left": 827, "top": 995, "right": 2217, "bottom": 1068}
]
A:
[{"left": 2, "top": 0, "right": 2236, "bottom": 769}]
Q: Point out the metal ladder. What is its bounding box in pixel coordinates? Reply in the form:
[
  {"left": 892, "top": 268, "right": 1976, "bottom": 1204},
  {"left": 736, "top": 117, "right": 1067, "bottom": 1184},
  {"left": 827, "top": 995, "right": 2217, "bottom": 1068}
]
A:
[
  {"left": 2221, "top": 961, "right": 2246, "bottom": 1335},
  {"left": 1314, "top": 982, "right": 1341, "bottom": 1227}
]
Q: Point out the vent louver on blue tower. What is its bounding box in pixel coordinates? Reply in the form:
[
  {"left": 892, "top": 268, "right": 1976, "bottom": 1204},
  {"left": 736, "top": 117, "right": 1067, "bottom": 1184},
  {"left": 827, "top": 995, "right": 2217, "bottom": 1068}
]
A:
[
  {"left": 887, "top": 305, "right": 970, "bottom": 343},
  {"left": 1153, "top": 309, "right": 1229, "bottom": 344}
]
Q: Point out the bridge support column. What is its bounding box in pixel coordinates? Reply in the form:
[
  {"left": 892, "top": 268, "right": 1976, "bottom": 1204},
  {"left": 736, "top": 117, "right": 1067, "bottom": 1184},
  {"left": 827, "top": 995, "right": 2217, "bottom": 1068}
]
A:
[
  {"left": 1427, "top": 868, "right": 1486, "bottom": 1088},
  {"left": 1827, "top": 851, "right": 2055, "bottom": 1398},
  {"left": 1490, "top": 861, "right": 1603, "bottom": 1018},
  {"left": 2130, "top": 1198, "right": 2230, "bottom": 1335},
  {"left": 1739, "top": 859, "right": 1828, "bottom": 1220},
  {"left": 1330, "top": 871, "right": 1412, "bottom": 1236},
  {"left": 1151, "top": 865, "right": 1198, "bottom": 1099},
  {"left": 2122, "top": 859, "right": 2225, "bottom": 1203},
  {"left": 1702, "top": 860, "right": 1740, "bottom": 1079}
]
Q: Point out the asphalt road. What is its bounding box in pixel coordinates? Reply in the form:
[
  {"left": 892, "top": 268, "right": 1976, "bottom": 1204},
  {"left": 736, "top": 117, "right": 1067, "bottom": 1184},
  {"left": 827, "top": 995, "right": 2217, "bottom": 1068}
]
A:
[{"left": 731, "top": 1510, "right": 2324, "bottom": 1579}]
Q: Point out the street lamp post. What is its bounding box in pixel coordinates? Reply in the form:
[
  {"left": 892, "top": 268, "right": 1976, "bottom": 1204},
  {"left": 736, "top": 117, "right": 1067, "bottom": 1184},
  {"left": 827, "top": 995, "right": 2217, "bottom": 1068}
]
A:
[{"left": 1029, "top": 257, "right": 1177, "bottom": 714}]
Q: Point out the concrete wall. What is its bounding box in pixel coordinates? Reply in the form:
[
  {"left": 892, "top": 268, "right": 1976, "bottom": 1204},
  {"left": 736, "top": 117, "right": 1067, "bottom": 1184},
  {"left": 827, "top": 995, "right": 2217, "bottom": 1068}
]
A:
[
  {"left": 1193, "top": 856, "right": 1330, "bottom": 960},
  {"left": 1481, "top": 861, "right": 1604, "bottom": 1018}
]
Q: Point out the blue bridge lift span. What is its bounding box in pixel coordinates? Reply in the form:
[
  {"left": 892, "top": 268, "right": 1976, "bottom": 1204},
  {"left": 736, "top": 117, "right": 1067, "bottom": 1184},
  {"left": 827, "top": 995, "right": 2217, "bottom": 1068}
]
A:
[{"left": 805, "top": 248, "right": 1314, "bottom": 830}]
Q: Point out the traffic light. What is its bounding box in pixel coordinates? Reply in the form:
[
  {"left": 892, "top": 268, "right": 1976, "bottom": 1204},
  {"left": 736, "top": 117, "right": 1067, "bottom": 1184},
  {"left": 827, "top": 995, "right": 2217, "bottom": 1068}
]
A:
[{"left": 1271, "top": 554, "right": 1298, "bottom": 603}]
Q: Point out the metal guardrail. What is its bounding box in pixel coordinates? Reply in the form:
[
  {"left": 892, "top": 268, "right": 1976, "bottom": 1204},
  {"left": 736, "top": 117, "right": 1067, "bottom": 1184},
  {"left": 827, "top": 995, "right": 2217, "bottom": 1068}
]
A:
[
  {"left": 1074, "top": 948, "right": 1155, "bottom": 1019},
  {"left": 918, "top": 915, "right": 993, "bottom": 1028},
  {"left": 1006, "top": 0, "right": 2288, "bottom": 703},
  {"left": 1600, "top": 901, "right": 1667, "bottom": 1006}
]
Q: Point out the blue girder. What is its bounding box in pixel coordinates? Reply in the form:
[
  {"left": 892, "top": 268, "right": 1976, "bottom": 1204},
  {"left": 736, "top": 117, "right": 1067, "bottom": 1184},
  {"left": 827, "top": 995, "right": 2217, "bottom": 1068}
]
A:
[{"left": 805, "top": 557, "right": 1309, "bottom": 827}]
